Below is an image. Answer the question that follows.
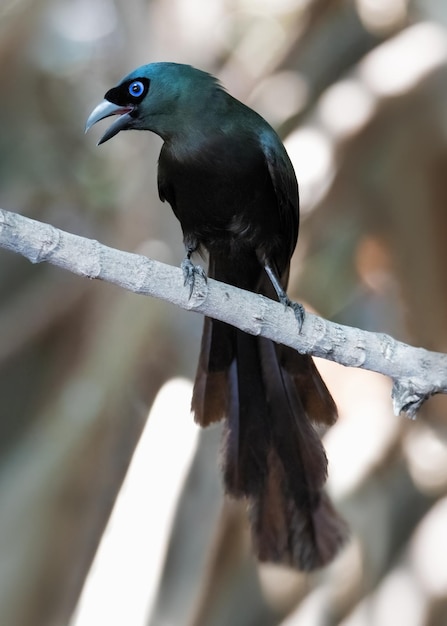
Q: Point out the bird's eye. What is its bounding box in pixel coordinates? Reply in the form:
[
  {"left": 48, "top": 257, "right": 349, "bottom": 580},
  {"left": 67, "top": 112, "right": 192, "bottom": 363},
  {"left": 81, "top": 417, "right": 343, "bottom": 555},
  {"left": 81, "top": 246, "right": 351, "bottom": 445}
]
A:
[{"left": 128, "top": 81, "right": 145, "bottom": 98}]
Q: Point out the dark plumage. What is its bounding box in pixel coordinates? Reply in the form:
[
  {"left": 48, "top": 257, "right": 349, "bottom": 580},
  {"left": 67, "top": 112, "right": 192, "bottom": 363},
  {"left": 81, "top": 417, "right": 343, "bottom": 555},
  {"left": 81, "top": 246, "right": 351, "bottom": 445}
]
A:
[{"left": 86, "top": 62, "right": 347, "bottom": 570}]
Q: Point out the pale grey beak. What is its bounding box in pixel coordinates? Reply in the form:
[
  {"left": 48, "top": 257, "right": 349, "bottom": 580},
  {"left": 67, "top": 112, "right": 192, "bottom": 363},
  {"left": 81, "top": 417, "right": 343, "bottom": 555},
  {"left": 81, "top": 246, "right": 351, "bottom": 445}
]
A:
[{"left": 85, "top": 100, "right": 134, "bottom": 145}]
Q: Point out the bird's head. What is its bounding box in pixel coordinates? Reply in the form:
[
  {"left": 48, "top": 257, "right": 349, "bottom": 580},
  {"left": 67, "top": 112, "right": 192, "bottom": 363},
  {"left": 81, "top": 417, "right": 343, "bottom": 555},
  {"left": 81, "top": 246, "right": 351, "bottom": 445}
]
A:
[{"left": 86, "top": 62, "right": 220, "bottom": 144}]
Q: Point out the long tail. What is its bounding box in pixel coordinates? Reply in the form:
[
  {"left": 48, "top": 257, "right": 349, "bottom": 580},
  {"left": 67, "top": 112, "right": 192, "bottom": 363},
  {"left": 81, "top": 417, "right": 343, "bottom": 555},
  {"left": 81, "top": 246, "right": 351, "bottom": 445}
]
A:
[{"left": 191, "top": 317, "right": 347, "bottom": 570}]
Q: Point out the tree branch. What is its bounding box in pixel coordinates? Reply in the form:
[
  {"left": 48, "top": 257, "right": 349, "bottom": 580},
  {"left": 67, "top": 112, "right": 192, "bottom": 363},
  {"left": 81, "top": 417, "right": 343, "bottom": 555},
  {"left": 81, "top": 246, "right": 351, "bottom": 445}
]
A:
[{"left": 1, "top": 207, "right": 446, "bottom": 417}]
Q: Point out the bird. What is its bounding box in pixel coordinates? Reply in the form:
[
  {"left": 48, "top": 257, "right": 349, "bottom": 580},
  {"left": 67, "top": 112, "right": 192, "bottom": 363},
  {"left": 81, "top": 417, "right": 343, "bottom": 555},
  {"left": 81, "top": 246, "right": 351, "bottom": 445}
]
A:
[{"left": 86, "top": 62, "right": 347, "bottom": 570}]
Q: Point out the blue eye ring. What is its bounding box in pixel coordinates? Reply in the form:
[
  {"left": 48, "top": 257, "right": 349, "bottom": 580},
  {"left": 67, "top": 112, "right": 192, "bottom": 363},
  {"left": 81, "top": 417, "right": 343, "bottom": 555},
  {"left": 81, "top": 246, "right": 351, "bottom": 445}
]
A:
[{"left": 128, "top": 80, "right": 145, "bottom": 98}]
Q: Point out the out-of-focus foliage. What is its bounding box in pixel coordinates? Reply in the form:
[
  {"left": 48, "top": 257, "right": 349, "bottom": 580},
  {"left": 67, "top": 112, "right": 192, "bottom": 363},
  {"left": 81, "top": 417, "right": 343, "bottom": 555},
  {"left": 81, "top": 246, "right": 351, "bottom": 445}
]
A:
[{"left": 1, "top": 1, "right": 447, "bottom": 625}]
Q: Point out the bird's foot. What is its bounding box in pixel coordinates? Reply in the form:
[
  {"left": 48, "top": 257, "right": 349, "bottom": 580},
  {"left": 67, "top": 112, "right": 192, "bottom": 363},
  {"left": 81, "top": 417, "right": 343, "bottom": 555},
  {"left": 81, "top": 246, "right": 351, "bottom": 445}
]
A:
[
  {"left": 279, "top": 295, "right": 305, "bottom": 332},
  {"left": 181, "top": 257, "right": 207, "bottom": 298},
  {"left": 263, "top": 261, "right": 305, "bottom": 332}
]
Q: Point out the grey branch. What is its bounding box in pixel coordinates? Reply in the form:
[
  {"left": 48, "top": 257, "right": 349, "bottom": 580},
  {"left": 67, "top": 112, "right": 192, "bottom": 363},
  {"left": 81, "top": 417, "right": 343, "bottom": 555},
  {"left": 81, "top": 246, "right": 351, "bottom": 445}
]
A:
[{"left": 1, "top": 208, "right": 446, "bottom": 417}]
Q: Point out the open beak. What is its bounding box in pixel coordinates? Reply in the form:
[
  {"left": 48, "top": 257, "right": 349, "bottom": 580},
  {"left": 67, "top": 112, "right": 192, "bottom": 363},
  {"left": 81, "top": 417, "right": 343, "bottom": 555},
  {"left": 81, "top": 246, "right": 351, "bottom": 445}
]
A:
[{"left": 85, "top": 100, "right": 134, "bottom": 145}]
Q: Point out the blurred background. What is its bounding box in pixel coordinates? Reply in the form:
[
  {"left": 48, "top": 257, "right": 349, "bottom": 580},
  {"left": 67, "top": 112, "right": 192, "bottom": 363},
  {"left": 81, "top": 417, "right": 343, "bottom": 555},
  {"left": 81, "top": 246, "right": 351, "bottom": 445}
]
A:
[{"left": 1, "top": 1, "right": 447, "bottom": 625}]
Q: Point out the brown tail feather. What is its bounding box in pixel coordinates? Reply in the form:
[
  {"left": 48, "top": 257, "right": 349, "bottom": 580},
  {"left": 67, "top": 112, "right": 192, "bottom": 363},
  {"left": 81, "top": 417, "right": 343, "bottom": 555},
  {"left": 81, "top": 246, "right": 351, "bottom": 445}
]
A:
[
  {"left": 250, "top": 447, "right": 347, "bottom": 570},
  {"left": 191, "top": 319, "right": 347, "bottom": 570}
]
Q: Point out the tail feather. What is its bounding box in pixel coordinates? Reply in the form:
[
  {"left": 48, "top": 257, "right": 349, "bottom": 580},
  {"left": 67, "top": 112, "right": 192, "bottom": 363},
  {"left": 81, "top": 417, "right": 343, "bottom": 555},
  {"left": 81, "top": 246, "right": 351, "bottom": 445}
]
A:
[
  {"left": 191, "top": 313, "right": 347, "bottom": 569},
  {"left": 259, "top": 337, "right": 328, "bottom": 496},
  {"left": 280, "top": 346, "right": 338, "bottom": 427},
  {"left": 251, "top": 449, "right": 347, "bottom": 569},
  {"left": 223, "top": 331, "right": 270, "bottom": 496},
  {"left": 253, "top": 337, "right": 347, "bottom": 569},
  {"left": 191, "top": 317, "right": 234, "bottom": 426}
]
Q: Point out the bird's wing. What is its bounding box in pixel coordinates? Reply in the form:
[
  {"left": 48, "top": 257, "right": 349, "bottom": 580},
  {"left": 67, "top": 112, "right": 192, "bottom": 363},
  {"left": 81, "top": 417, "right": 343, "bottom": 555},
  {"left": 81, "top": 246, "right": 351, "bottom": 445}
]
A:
[
  {"left": 260, "top": 131, "right": 299, "bottom": 248},
  {"left": 259, "top": 129, "right": 300, "bottom": 278}
]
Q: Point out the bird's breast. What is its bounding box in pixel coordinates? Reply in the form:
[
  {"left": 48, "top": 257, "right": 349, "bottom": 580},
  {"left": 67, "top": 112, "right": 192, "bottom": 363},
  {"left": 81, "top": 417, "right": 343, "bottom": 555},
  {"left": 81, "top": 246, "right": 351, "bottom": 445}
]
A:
[{"left": 158, "top": 135, "right": 280, "bottom": 252}]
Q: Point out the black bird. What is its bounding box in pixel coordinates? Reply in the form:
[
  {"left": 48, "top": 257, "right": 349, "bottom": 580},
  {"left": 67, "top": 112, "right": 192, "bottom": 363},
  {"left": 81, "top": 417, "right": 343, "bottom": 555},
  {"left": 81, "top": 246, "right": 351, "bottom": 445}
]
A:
[{"left": 86, "top": 62, "right": 346, "bottom": 570}]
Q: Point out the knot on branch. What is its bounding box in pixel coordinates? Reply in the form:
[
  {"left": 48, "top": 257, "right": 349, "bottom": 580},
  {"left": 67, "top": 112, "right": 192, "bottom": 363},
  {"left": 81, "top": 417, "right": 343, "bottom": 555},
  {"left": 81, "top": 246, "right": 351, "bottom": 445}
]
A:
[
  {"left": 392, "top": 378, "right": 434, "bottom": 419},
  {"left": 33, "top": 224, "right": 61, "bottom": 264}
]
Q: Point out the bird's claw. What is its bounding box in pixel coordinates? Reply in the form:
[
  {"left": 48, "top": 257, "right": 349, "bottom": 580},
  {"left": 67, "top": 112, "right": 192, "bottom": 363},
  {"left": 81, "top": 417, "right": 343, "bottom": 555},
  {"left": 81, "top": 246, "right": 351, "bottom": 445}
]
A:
[
  {"left": 280, "top": 296, "right": 305, "bottom": 332},
  {"left": 181, "top": 257, "right": 207, "bottom": 298},
  {"left": 290, "top": 301, "right": 305, "bottom": 332}
]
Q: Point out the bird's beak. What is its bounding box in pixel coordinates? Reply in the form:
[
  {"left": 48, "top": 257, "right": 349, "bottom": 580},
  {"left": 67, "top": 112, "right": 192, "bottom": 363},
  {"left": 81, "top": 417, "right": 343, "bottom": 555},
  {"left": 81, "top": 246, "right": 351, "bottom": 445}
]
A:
[{"left": 85, "top": 100, "right": 134, "bottom": 145}]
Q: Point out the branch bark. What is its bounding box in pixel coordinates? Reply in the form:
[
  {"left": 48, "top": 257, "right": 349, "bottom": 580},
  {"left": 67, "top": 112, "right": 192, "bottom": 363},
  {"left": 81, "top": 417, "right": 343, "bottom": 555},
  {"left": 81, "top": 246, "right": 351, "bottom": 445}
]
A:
[{"left": 1, "top": 207, "right": 446, "bottom": 417}]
